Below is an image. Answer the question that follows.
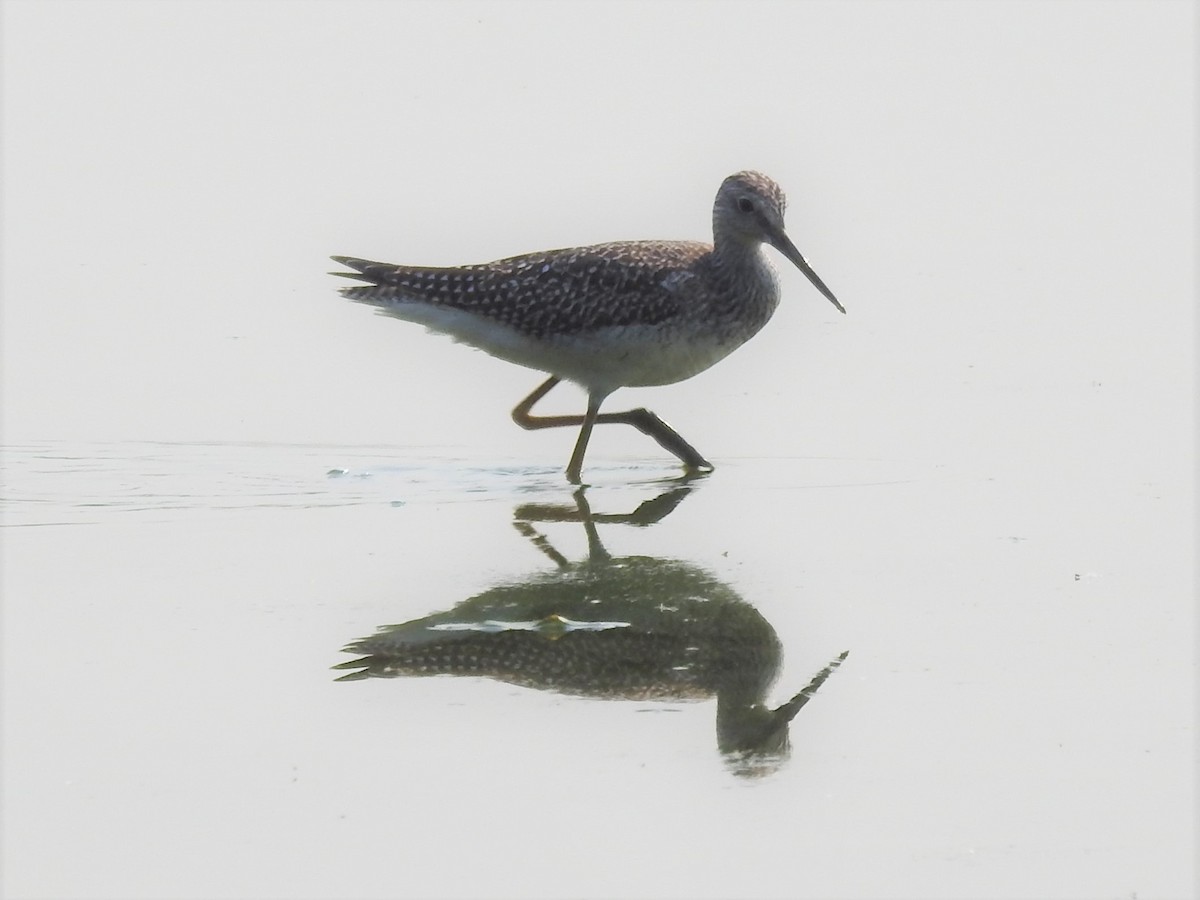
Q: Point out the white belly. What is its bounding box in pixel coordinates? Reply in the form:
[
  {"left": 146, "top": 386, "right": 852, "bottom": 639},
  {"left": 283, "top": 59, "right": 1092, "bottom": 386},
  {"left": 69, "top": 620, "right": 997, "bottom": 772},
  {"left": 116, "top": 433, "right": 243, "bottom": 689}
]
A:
[{"left": 375, "top": 304, "right": 743, "bottom": 393}]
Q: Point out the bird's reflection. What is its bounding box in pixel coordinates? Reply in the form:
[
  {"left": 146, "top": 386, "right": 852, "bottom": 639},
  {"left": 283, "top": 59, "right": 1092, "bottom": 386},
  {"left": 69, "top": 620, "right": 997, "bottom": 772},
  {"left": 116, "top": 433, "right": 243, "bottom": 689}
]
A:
[{"left": 335, "top": 486, "right": 847, "bottom": 776}]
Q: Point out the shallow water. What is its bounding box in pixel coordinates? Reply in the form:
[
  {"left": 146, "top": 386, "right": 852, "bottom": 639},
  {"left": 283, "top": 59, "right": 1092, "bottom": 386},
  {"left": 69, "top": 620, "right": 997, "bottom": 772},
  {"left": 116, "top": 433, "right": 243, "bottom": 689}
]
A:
[{"left": 2, "top": 439, "right": 1191, "bottom": 899}]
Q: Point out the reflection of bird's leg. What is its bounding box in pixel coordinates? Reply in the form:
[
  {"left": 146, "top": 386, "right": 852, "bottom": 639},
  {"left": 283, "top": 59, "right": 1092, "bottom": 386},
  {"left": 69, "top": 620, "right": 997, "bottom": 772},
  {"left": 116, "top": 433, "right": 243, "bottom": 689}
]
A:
[
  {"left": 510, "top": 489, "right": 611, "bottom": 565},
  {"left": 618, "top": 487, "right": 694, "bottom": 526},
  {"left": 572, "top": 488, "right": 611, "bottom": 564},
  {"left": 511, "top": 520, "right": 570, "bottom": 569},
  {"left": 512, "top": 376, "right": 714, "bottom": 479},
  {"left": 510, "top": 471, "right": 698, "bottom": 566}
]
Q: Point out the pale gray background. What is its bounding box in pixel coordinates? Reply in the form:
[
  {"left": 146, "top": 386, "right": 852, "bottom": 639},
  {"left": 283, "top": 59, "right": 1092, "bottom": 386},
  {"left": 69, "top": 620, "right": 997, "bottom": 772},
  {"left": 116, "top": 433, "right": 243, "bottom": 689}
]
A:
[{"left": 2, "top": 2, "right": 1195, "bottom": 899}]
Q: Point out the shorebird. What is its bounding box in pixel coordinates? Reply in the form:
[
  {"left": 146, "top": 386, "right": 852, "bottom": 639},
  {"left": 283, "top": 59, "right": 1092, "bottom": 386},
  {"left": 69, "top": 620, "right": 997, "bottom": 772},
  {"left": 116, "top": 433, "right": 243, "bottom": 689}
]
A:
[{"left": 332, "top": 170, "right": 843, "bottom": 483}]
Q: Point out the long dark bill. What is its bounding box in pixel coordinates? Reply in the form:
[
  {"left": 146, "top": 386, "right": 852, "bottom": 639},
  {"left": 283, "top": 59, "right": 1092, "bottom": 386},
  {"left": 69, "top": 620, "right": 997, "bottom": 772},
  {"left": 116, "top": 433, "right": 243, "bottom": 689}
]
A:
[{"left": 772, "top": 231, "right": 846, "bottom": 314}]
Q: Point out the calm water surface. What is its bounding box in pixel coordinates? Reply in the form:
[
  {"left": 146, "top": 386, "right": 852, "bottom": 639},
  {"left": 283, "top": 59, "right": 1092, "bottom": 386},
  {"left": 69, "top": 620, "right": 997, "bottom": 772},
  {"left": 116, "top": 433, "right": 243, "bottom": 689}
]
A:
[{"left": 2, "top": 440, "right": 1191, "bottom": 899}]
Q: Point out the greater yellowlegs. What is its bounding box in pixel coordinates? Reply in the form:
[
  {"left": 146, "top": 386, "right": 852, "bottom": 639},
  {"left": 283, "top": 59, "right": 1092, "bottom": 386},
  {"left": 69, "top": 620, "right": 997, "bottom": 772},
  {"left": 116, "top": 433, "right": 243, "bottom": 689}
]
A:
[{"left": 332, "top": 170, "right": 843, "bottom": 482}]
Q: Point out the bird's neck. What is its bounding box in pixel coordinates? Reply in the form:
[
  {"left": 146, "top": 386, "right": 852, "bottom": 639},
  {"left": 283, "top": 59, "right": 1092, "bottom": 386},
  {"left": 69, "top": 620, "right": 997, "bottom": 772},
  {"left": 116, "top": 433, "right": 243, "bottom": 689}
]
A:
[
  {"left": 709, "top": 238, "right": 780, "bottom": 319},
  {"left": 712, "top": 234, "right": 773, "bottom": 278}
]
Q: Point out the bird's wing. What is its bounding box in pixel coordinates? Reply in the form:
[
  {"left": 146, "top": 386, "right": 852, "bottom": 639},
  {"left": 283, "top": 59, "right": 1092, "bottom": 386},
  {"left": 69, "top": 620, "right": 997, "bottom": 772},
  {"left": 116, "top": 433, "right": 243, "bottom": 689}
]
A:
[{"left": 330, "top": 241, "right": 711, "bottom": 338}]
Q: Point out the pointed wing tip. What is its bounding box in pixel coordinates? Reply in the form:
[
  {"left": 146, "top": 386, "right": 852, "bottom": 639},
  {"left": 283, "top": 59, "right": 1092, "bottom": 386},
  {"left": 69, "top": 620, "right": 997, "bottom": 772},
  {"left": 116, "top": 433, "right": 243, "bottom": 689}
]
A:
[{"left": 329, "top": 256, "right": 381, "bottom": 283}]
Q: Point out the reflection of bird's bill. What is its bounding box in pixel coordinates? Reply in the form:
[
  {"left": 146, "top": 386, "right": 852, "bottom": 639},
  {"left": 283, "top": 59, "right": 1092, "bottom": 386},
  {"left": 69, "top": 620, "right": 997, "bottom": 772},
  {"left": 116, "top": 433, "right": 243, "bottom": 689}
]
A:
[
  {"left": 775, "top": 649, "right": 850, "bottom": 722},
  {"left": 773, "top": 231, "right": 845, "bottom": 314}
]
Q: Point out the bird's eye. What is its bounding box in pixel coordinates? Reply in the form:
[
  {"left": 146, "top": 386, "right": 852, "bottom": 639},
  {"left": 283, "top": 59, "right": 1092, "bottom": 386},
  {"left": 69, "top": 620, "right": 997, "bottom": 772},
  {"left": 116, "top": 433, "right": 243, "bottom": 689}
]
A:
[{"left": 736, "top": 198, "right": 755, "bottom": 213}]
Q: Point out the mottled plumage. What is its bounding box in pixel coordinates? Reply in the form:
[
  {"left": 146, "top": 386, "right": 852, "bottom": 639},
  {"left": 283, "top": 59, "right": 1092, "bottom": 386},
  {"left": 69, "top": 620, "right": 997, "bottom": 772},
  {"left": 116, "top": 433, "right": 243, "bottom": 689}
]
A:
[
  {"left": 332, "top": 171, "right": 843, "bottom": 482},
  {"left": 335, "top": 241, "right": 706, "bottom": 339}
]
